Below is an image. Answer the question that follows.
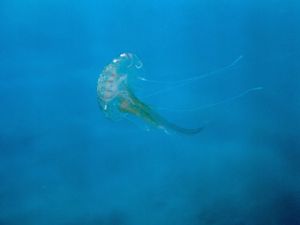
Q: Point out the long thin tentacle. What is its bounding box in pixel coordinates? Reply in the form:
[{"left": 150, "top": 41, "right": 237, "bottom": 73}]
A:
[
  {"left": 138, "top": 55, "right": 243, "bottom": 98},
  {"left": 153, "top": 87, "right": 264, "bottom": 112}
]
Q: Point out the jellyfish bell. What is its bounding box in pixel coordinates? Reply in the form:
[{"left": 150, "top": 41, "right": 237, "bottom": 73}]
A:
[
  {"left": 97, "top": 53, "right": 143, "bottom": 121},
  {"left": 97, "top": 52, "right": 203, "bottom": 134}
]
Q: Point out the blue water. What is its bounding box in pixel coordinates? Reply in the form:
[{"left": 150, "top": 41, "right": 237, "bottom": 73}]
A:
[{"left": 1, "top": 0, "right": 299, "bottom": 224}]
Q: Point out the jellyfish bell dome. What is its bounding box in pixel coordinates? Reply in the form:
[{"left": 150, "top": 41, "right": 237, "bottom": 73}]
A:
[
  {"left": 97, "top": 53, "right": 143, "bottom": 121},
  {"left": 111, "top": 53, "right": 143, "bottom": 75}
]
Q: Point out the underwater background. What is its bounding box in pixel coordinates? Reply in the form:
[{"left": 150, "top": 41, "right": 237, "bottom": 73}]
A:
[{"left": 0, "top": 0, "right": 299, "bottom": 224}]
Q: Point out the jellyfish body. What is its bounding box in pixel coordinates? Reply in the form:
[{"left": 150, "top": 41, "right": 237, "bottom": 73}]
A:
[{"left": 97, "top": 53, "right": 203, "bottom": 135}]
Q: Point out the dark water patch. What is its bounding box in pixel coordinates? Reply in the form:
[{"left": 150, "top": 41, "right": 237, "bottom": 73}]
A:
[
  {"left": 67, "top": 210, "right": 129, "bottom": 225},
  {"left": 273, "top": 191, "right": 300, "bottom": 225}
]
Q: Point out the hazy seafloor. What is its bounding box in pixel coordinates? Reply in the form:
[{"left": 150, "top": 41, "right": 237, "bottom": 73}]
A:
[{"left": 0, "top": 1, "right": 299, "bottom": 225}]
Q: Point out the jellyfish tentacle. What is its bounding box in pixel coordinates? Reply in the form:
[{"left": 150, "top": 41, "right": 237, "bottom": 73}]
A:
[
  {"left": 142, "top": 55, "right": 243, "bottom": 98},
  {"left": 137, "top": 55, "right": 243, "bottom": 88},
  {"left": 123, "top": 116, "right": 151, "bottom": 132},
  {"left": 153, "top": 86, "right": 264, "bottom": 112},
  {"left": 118, "top": 91, "right": 203, "bottom": 135},
  {"left": 158, "top": 117, "right": 204, "bottom": 135}
]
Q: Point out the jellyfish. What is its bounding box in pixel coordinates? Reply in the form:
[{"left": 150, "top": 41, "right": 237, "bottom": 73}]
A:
[
  {"left": 97, "top": 53, "right": 204, "bottom": 134},
  {"left": 97, "top": 53, "right": 263, "bottom": 135}
]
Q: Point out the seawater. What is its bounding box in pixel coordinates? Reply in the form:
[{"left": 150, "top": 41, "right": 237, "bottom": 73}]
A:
[{"left": 0, "top": 1, "right": 299, "bottom": 225}]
